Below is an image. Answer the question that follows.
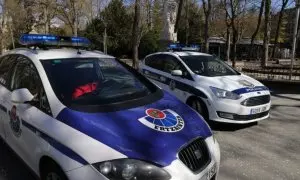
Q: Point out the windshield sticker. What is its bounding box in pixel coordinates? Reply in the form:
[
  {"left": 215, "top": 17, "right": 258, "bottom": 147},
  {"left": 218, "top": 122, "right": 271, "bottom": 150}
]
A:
[{"left": 138, "top": 109, "right": 184, "bottom": 132}]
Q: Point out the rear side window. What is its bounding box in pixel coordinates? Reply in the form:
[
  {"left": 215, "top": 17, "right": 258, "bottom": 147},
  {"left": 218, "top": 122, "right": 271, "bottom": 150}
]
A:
[
  {"left": 0, "top": 55, "right": 17, "bottom": 88},
  {"left": 145, "top": 55, "right": 165, "bottom": 71}
]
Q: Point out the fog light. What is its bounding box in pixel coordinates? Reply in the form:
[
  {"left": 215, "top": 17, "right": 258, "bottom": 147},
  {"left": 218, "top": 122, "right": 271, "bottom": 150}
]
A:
[{"left": 218, "top": 112, "right": 234, "bottom": 119}]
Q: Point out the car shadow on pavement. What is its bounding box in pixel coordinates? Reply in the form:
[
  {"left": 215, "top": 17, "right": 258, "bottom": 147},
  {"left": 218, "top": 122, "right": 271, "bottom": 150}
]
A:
[
  {"left": 207, "top": 121, "right": 258, "bottom": 132},
  {"left": 0, "top": 139, "right": 37, "bottom": 180}
]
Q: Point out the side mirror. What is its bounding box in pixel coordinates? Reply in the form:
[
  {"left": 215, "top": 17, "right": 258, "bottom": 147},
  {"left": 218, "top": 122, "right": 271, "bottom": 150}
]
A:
[
  {"left": 171, "top": 70, "right": 183, "bottom": 77},
  {"left": 11, "top": 88, "right": 34, "bottom": 104}
]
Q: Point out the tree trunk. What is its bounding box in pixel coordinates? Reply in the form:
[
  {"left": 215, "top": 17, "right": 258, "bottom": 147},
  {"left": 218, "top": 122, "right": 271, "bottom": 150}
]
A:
[
  {"left": 174, "top": 0, "right": 184, "bottom": 33},
  {"left": 262, "top": 0, "right": 271, "bottom": 67},
  {"left": 185, "top": 0, "right": 189, "bottom": 44},
  {"left": 44, "top": 6, "right": 49, "bottom": 34},
  {"left": 232, "top": 29, "right": 238, "bottom": 68},
  {"left": 226, "top": 26, "right": 231, "bottom": 61},
  {"left": 204, "top": 17, "right": 209, "bottom": 53},
  {"left": 73, "top": 17, "right": 78, "bottom": 37},
  {"left": 146, "top": 0, "right": 152, "bottom": 28},
  {"left": 202, "top": 0, "right": 211, "bottom": 53},
  {"left": 272, "top": 0, "right": 288, "bottom": 59},
  {"left": 250, "top": 0, "right": 264, "bottom": 60},
  {"left": 132, "top": 0, "right": 141, "bottom": 69}
]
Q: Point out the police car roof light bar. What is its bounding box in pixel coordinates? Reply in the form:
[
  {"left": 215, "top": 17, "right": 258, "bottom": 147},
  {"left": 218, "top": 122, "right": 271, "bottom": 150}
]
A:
[
  {"left": 19, "top": 34, "right": 91, "bottom": 49},
  {"left": 168, "top": 43, "right": 200, "bottom": 52}
]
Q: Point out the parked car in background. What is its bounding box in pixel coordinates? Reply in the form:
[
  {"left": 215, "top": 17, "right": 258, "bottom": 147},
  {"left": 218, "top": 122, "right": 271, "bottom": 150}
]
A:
[{"left": 140, "top": 50, "right": 271, "bottom": 124}]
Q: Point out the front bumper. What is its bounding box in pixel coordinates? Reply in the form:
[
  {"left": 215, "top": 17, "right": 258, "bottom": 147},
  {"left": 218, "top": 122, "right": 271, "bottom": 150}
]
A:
[
  {"left": 206, "top": 91, "right": 271, "bottom": 124},
  {"left": 66, "top": 136, "right": 220, "bottom": 180}
]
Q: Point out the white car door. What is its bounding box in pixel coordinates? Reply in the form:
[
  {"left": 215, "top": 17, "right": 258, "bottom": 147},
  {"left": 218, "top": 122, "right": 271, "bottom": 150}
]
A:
[
  {"left": 141, "top": 54, "right": 170, "bottom": 90},
  {"left": 4, "top": 55, "right": 52, "bottom": 171},
  {"left": 0, "top": 55, "right": 16, "bottom": 140},
  {"left": 142, "top": 54, "right": 194, "bottom": 102}
]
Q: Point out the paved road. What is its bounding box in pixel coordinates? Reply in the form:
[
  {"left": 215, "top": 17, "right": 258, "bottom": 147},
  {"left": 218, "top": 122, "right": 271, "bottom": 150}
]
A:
[
  {"left": 214, "top": 93, "right": 300, "bottom": 180},
  {"left": 0, "top": 94, "right": 299, "bottom": 180}
]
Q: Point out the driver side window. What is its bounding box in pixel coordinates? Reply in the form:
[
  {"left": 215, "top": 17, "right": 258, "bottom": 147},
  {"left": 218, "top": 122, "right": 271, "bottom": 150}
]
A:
[
  {"left": 11, "top": 56, "right": 52, "bottom": 115},
  {"left": 163, "top": 55, "right": 183, "bottom": 73},
  {"left": 163, "top": 55, "right": 193, "bottom": 80}
]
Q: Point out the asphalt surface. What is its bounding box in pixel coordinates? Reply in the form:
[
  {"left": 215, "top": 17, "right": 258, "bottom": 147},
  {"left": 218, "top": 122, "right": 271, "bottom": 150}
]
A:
[{"left": 0, "top": 94, "right": 299, "bottom": 180}]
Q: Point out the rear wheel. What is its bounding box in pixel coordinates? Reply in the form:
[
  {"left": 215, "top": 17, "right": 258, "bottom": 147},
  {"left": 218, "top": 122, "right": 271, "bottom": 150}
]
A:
[
  {"left": 41, "top": 161, "right": 68, "bottom": 180},
  {"left": 188, "top": 98, "right": 209, "bottom": 121}
]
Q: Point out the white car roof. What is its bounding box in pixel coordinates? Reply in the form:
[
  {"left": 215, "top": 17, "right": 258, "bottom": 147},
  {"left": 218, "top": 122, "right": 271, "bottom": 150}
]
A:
[
  {"left": 146, "top": 51, "right": 212, "bottom": 58},
  {"left": 4, "top": 48, "right": 114, "bottom": 61}
]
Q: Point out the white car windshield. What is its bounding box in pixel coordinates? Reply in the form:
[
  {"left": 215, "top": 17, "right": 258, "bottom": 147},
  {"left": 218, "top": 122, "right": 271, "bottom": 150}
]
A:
[{"left": 180, "top": 55, "right": 239, "bottom": 77}]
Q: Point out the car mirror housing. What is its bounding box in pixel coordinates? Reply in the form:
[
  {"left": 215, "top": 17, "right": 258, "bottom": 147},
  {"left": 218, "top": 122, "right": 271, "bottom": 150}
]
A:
[
  {"left": 171, "top": 70, "right": 183, "bottom": 77},
  {"left": 11, "top": 88, "right": 34, "bottom": 104}
]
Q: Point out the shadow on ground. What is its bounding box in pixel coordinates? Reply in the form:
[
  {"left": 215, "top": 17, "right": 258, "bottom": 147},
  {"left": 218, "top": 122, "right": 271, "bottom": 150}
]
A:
[
  {"left": 0, "top": 140, "right": 36, "bottom": 180},
  {"left": 208, "top": 121, "right": 258, "bottom": 132}
]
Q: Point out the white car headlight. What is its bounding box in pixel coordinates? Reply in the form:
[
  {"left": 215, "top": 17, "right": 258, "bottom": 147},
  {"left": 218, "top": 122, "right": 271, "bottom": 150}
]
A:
[
  {"left": 210, "top": 86, "right": 241, "bottom": 100},
  {"left": 93, "top": 159, "right": 171, "bottom": 180}
]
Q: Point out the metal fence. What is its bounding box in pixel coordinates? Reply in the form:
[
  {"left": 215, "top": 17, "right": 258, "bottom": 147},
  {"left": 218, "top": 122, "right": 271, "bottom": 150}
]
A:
[{"left": 236, "top": 62, "right": 300, "bottom": 82}]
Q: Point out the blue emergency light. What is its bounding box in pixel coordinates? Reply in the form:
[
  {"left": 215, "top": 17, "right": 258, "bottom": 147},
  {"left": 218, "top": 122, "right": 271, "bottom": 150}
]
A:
[
  {"left": 168, "top": 43, "right": 200, "bottom": 51},
  {"left": 19, "top": 34, "right": 91, "bottom": 47}
]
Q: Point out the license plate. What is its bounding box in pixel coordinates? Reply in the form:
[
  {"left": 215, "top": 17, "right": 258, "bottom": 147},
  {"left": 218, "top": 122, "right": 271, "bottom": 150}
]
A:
[
  {"left": 206, "top": 164, "right": 217, "bottom": 180},
  {"left": 250, "top": 106, "right": 267, "bottom": 114}
]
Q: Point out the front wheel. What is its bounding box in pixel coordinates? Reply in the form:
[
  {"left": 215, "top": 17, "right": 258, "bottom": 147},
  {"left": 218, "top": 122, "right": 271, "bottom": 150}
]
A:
[
  {"left": 189, "top": 98, "right": 209, "bottom": 121},
  {"left": 41, "top": 161, "right": 68, "bottom": 180}
]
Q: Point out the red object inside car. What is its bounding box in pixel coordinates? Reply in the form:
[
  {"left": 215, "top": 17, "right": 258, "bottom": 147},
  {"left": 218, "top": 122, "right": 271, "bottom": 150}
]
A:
[{"left": 72, "top": 82, "right": 98, "bottom": 99}]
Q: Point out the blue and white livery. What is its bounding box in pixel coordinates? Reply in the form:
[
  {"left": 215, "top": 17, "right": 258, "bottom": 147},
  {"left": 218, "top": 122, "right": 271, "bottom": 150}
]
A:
[
  {"left": 0, "top": 35, "right": 220, "bottom": 180},
  {"left": 140, "top": 51, "right": 271, "bottom": 124}
]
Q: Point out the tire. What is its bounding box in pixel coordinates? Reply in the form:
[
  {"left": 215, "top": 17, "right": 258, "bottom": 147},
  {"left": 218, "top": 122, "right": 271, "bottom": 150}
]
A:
[
  {"left": 189, "top": 98, "right": 209, "bottom": 121},
  {"left": 41, "top": 161, "right": 68, "bottom": 180}
]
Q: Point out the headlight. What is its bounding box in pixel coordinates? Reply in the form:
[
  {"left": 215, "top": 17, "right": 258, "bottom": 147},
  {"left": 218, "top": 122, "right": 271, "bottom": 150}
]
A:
[
  {"left": 92, "top": 159, "right": 171, "bottom": 180},
  {"left": 210, "top": 86, "right": 241, "bottom": 100}
]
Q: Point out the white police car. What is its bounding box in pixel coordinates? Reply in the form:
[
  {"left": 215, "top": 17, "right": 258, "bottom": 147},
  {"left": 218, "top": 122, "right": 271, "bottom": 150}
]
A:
[
  {"left": 0, "top": 35, "right": 220, "bottom": 180},
  {"left": 140, "top": 49, "right": 271, "bottom": 124}
]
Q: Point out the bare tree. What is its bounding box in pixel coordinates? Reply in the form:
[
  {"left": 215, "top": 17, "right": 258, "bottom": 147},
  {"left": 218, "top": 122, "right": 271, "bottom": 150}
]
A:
[
  {"left": 250, "top": 0, "right": 264, "bottom": 59},
  {"left": 36, "top": 0, "right": 57, "bottom": 34},
  {"left": 223, "top": 0, "right": 247, "bottom": 67},
  {"left": 57, "top": 0, "right": 87, "bottom": 36},
  {"left": 174, "top": 0, "right": 184, "bottom": 33},
  {"left": 185, "top": 0, "right": 189, "bottom": 44},
  {"left": 0, "top": 0, "right": 7, "bottom": 54},
  {"left": 225, "top": 11, "right": 231, "bottom": 61},
  {"left": 271, "top": 0, "right": 289, "bottom": 59},
  {"left": 202, "top": 0, "right": 211, "bottom": 53},
  {"left": 262, "top": 0, "right": 271, "bottom": 67},
  {"left": 132, "top": 0, "right": 141, "bottom": 69}
]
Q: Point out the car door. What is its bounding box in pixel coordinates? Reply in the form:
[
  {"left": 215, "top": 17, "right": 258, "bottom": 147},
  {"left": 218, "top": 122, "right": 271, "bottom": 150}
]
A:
[
  {"left": 0, "top": 55, "right": 17, "bottom": 140},
  {"left": 142, "top": 54, "right": 193, "bottom": 102},
  {"left": 159, "top": 55, "right": 194, "bottom": 102},
  {"left": 4, "top": 55, "right": 53, "bottom": 171},
  {"left": 142, "top": 54, "right": 170, "bottom": 90}
]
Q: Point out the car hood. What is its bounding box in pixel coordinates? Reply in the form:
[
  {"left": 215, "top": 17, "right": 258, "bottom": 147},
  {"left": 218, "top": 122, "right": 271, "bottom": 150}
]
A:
[
  {"left": 56, "top": 92, "right": 212, "bottom": 167},
  {"left": 194, "top": 74, "right": 267, "bottom": 92}
]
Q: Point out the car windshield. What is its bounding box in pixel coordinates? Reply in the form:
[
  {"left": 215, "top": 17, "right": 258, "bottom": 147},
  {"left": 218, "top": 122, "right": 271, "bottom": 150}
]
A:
[
  {"left": 42, "top": 58, "right": 153, "bottom": 106},
  {"left": 180, "top": 55, "right": 239, "bottom": 77}
]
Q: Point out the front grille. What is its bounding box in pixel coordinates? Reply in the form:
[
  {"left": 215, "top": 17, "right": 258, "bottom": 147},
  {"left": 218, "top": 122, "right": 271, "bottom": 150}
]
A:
[
  {"left": 242, "top": 95, "right": 270, "bottom": 106},
  {"left": 178, "top": 138, "right": 211, "bottom": 172}
]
